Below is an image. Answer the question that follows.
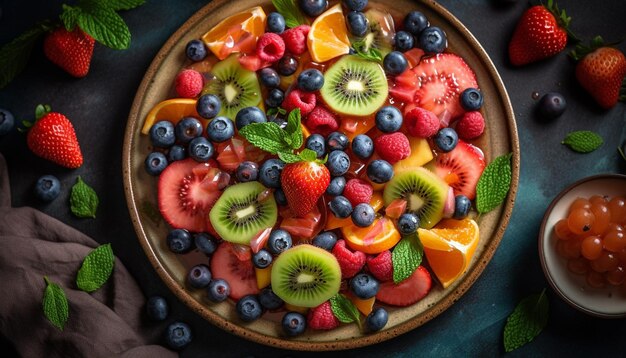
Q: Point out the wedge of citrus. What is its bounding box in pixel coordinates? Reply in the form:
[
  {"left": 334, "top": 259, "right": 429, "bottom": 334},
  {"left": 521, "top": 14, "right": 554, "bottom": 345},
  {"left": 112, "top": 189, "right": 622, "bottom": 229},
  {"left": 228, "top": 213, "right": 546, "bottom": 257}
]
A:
[
  {"left": 342, "top": 217, "right": 401, "bottom": 254},
  {"left": 141, "top": 98, "right": 202, "bottom": 135},
  {"left": 201, "top": 6, "right": 266, "bottom": 60},
  {"left": 418, "top": 218, "right": 480, "bottom": 288},
  {"left": 307, "top": 4, "right": 351, "bottom": 63}
]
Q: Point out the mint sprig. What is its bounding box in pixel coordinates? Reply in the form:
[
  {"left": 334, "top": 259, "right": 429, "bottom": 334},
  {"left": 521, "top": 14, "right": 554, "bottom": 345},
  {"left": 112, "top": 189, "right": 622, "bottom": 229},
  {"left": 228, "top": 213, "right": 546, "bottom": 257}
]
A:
[
  {"left": 0, "top": 23, "right": 48, "bottom": 89},
  {"left": 76, "top": 244, "right": 115, "bottom": 292},
  {"left": 392, "top": 231, "right": 424, "bottom": 284},
  {"left": 562, "top": 130, "right": 603, "bottom": 153},
  {"left": 352, "top": 39, "right": 383, "bottom": 63},
  {"left": 504, "top": 289, "right": 549, "bottom": 352},
  {"left": 330, "top": 293, "right": 362, "bottom": 329},
  {"left": 272, "top": 0, "right": 309, "bottom": 28},
  {"left": 43, "top": 276, "right": 69, "bottom": 330},
  {"left": 476, "top": 153, "right": 512, "bottom": 214},
  {"left": 70, "top": 176, "right": 99, "bottom": 218}
]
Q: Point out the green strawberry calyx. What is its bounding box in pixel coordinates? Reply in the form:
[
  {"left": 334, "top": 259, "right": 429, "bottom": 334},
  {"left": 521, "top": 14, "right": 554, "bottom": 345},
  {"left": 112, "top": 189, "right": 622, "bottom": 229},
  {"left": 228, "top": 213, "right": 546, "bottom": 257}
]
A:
[
  {"left": 542, "top": 0, "right": 579, "bottom": 42},
  {"left": 19, "top": 104, "right": 52, "bottom": 132}
]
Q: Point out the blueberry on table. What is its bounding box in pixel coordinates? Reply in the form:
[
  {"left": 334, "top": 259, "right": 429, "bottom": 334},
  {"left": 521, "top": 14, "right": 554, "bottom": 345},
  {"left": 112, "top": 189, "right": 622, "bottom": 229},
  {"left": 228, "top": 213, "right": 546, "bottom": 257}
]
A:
[
  {"left": 297, "top": 68, "right": 325, "bottom": 92},
  {"left": 265, "top": 88, "right": 285, "bottom": 108},
  {"left": 0, "top": 108, "right": 15, "bottom": 136},
  {"left": 282, "top": 312, "right": 306, "bottom": 336},
  {"left": 259, "top": 287, "right": 284, "bottom": 310},
  {"left": 167, "top": 229, "right": 193, "bottom": 254},
  {"left": 266, "top": 12, "right": 286, "bottom": 34},
  {"left": 394, "top": 30, "right": 415, "bottom": 52},
  {"left": 185, "top": 39, "right": 207, "bottom": 62},
  {"left": 375, "top": 105, "right": 403, "bottom": 133},
  {"left": 347, "top": 11, "right": 368, "bottom": 37},
  {"left": 167, "top": 145, "right": 186, "bottom": 162},
  {"left": 236, "top": 161, "right": 260, "bottom": 182},
  {"left": 434, "top": 127, "right": 459, "bottom": 153},
  {"left": 34, "top": 175, "right": 61, "bottom": 202},
  {"left": 164, "top": 321, "right": 192, "bottom": 350},
  {"left": 196, "top": 94, "right": 221, "bottom": 119},
  {"left": 367, "top": 159, "right": 394, "bottom": 183},
  {"left": 419, "top": 26, "right": 447, "bottom": 54},
  {"left": 149, "top": 120, "right": 175, "bottom": 148},
  {"left": 313, "top": 231, "right": 338, "bottom": 251},
  {"left": 235, "top": 106, "right": 267, "bottom": 130},
  {"left": 207, "top": 279, "right": 230, "bottom": 302},
  {"left": 326, "top": 131, "right": 350, "bottom": 151},
  {"left": 258, "top": 158, "right": 285, "bottom": 188},
  {"left": 188, "top": 137, "right": 214, "bottom": 162},
  {"left": 403, "top": 11, "right": 429, "bottom": 36},
  {"left": 343, "top": 0, "right": 368, "bottom": 11},
  {"left": 306, "top": 133, "right": 326, "bottom": 158},
  {"left": 267, "top": 229, "right": 293, "bottom": 254},
  {"left": 326, "top": 176, "right": 346, "bottom": 196},
  {"left": 329, "top": 195, "right": 353, "bottom": 219},
  {"left": 236, "top": 295, "right": 263, "bottom": 322},
  {"left": 350, "top": 273, "right": 380, "bottom": 299},
  {"left": 366, "top": 307, "right": 388, "bottom": 332},
  {"left": 277, "top": 54, "right": 299, "bottom": 76},
  {"left": 194, "top": 233, "right": 217, "bottom": 255},
  {"left": 146, "top": 295, "right": 169, "bottom": 321},
  {"left": 175, "top": 116, "right": 203, "bottom": 143},
  {"left": 327, "top": 150, "right": 351, "bottom": 177},
  {"left": 460, "top": 88, "right": 484, "bottom": 111},
  {"left": 259, "top": 67, "right": 281, "bottom": 88},
  {"left": 397, "top": 213, "right": 420, "bottom": 235},
  {"left": 352, "top": 203, "right": 375, "bottom": 227},
  {"left": 188, "top": 264, "right": 212, "bottom": 289},
  {"left": 145, "top": 152, "right": 168, "bottom": 176},
  {"left": 351, "top": 134, "right": 374, "bottom": 159},
  {"left": 299, "top": 0, "right": 328, "bottom": 17},
  {"left": 537, "top": 92, "right": 566, "bottom": 120},
  {"left": 383, "top": 51, "right": 408, "bottom": 76},
  {"left": 252, "top": 249, "right": 273, "bottom": 269},
  {"left": 453, "top": 194, "right": 471, "bottom": 220}
]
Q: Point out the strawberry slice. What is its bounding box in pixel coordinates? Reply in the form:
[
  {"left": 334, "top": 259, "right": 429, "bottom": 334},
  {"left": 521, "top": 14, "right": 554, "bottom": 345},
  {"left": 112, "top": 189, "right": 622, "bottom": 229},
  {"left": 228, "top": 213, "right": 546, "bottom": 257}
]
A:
[
  {"left": 158, "top": 158, "right": 222, "bottom": 232},
  {"left": 404, "top": 48, "right": 425, "bottom": 67},
  {"left": 385, "top": 199, "right": 407, "bottom": 219},
  {"left": 210, "top": 242, "right": 259, "bottom": 300},
  {"left": 412, "top": 53, "right": 478, "bottom": 120},
  {"left": 389, "top": 82, "right": 417, "bottom": 104},
  {"left": 434, "top": 140, "right": 485, "bottom": 200},
  {"left": 394, "top": 68, "right": 418, "bottom": 88},
  {"left": 376, "top": 266, "right": 431, "bottom": 306},
  {"left": 280, "top": 205, "right": 323, "bottom": 240},
  {"left": 216, "top": 138, "right": 246, "bottom": 171}
]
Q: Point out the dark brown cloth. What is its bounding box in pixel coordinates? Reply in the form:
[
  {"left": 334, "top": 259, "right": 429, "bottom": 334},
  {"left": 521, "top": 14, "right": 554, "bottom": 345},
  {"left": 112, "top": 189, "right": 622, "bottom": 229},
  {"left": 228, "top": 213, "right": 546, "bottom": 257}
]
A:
[{"left": 0, "top": 154, "right": 177, "bottom": 358}]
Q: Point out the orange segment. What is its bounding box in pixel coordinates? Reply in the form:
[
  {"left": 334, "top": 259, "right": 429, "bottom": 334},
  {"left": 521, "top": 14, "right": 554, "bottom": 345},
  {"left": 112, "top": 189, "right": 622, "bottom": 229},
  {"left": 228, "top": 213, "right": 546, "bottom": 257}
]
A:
[
  {"left": 307, "top": 4, "right": 351, "bottom": 63},
  {"left": 255, "top": 265, "right": 272, "bottom": 289},
  {"left": 342, "top": 217, "right": 401, "bottom": 254},
  {"left": 201, "top": 7, "right": 266, "bottom": 60},
  {"left": 141, "top": 98, "right": 202, "bottom": 135},
  {"left": 346, "top": 292, "right": 375, "bottom": 316}
]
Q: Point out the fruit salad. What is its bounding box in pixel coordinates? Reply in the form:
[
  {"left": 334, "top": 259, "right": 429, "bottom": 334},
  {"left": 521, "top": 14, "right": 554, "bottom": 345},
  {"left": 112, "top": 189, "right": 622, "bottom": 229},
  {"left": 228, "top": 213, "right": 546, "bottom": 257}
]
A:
[{"left": 141, "top": 0, "right": 493, "bottom": 335}]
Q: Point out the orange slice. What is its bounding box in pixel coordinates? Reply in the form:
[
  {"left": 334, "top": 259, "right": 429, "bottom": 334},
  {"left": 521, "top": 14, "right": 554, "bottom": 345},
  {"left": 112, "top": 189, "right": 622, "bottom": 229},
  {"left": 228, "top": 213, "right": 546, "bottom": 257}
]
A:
[
  {"left": 307, "top": 4, "right": 351, "bottom": 63},
  {"left": 342, "top": 217, "right": 401, "bottom": 254},
  {"left": 201, "top": 7, "right": 266, "bottom": 60},
  {"left": 418, "top": 218, "right": 480, "bottom": 288},
  {"left": 141, "top": 98, "right": 202, "bottom": 135}
]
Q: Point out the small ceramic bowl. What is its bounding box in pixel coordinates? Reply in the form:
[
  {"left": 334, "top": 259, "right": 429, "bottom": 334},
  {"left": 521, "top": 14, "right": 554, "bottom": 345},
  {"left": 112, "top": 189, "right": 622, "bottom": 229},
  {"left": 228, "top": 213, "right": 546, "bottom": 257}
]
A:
[{"left": 539, "top": 174, "right": 626, "bottom": 318}]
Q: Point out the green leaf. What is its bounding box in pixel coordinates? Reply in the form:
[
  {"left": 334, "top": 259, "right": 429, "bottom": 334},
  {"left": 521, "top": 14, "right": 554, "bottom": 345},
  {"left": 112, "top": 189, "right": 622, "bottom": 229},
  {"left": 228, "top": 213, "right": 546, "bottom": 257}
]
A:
[
  {"left": 239, "top": 122, "right": 292, "bottom": 154},
  {"left": 392, "top": 231, "right": 423, "bottom": 284},
  {"left": 352, "top": 39, "right": 383, "bottom": 62},
  {"left": 278, "top": 151, "right": 301, "bottom": 163},
  {"left": 101, "top": 0, "right": 146, "bottom": 11},
  {"left": 271, "top": 0, "right": 309, "bottom": 28},
  {"left": 70, "top": 176, "right": 99, "bottom": 218},
  {"left": 504, "top": 290, "right": 549, "bottom": 352},
  {"left": 35, "top": 104, "right": 52, "bottom": 120},
  {"left": 76, "top": 244, "right": 115, "bottom": 292},
  {"left": 562, "top": 130, "right": 604, "bottom": 153},
  {"left": 299, "top": 148, "right": 318, "bottom": 162},
  {"left": 60, "top": 4, "right": 82, "bottom": 30},
  {"left": 285, "top": 109, "right": 303, "bottom": 150},
  {"left": 42, "top": 276, "right": 69, "bottom": 330},
  {"left": 330, "top": 293, "right": 362, "bottom": 328},
  {"left": 77, "top": 4, "right": 131, "bottom": 49},
  {"left": 0, "top": 25, "right": 46, "bottom": 89},
  {"left": 476, "top": 153, "right": 512, "bottom": 214}
]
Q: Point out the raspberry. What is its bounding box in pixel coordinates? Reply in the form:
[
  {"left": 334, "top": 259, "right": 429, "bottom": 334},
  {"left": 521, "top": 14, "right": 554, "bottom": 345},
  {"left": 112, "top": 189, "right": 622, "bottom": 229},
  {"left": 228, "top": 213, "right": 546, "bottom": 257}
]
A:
[
  {"left": 305, "top": 106, "right": 338, "bottom": 136},
  {"left": 332, "top": 240, "right": 366, "bottom": 278},
  {"left": 366, "top": 250, "right": 393, "bottom": 282},
  {"left": 404, "top": 107, "right": 439, "bottom": 138},
  {"left": 256, "top": 33, "right": 285, "bottom": 63},
  {"left": 283, "top": 89, "right": 316, "bottom": 116},
  {"left": 455, "top": 111, "right": 485, "bottom": 139},
  {"left": 174, "top": 69, "right": 204, "bottom": 98},
  {"left": 343, "top": 178, "right": 373, "bottom": 206},
  {"left": 307, "top": 301, "right": 339, "bottom": 330},
  {"left": 374, "top": 132, "right": 411, "bottom": 164},
  {"left": 282, "top": 25, "right": 310, "bottom": 55}
]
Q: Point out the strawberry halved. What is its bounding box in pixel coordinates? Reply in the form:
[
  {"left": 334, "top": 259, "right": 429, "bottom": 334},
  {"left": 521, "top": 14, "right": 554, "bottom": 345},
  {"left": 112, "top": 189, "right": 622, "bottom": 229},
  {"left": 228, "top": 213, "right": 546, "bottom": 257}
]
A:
[
  {"left": 434, "top": 140, "right": 485, "bottom": 200},
  {"left": 376, "top": 266, "right": 431, "bottom": 306},
  {"left": 210, "top": 242, "right": 259, "bottom": 300}
]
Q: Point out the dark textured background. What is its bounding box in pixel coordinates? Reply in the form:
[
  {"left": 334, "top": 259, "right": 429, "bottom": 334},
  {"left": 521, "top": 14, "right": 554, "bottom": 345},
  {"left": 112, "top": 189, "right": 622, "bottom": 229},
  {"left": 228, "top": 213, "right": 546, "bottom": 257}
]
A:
[{"left": 1, "top": 0, "right": 625, "bottom": 356}]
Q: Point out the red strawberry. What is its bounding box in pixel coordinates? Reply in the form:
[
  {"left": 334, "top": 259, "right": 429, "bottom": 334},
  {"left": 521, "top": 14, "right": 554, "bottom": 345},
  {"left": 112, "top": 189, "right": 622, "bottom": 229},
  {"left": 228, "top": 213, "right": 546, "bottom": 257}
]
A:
[
  {"left": 43, "top": 27, "right": 95, "bottom": 77},
  {"left": 332, "top": 239, "right": 366, "bottom": 278},
  {"left": 376, "top": 266, "right": 431, "bottom": 306},
  {"left": 366, "top": 250, "right": 393, "bottom": 282},
  {"left": 26, "top": 109, "right": 83, "bottom": 168},
  {"left": 307, "top": 301, "right": 339, "bottom": 330},
  {"left": 210, "top": 242, "right": 259, "bottom": 300},
  {"left": 281, "top": 159, "right": 330, "bottom": 217},
  {"left": 433, "top": 140, "right": 485, "bottom": 200},
  {"left": 508, "top": 1, "right": 571, "bottom": 66}
]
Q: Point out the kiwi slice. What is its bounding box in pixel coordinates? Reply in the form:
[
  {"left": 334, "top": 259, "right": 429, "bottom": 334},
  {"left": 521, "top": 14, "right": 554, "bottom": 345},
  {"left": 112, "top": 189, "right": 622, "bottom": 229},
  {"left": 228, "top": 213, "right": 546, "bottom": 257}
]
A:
[
  {"left": 209, "top": 181, "right": 277, "bottom": 245},
  {"left": 320, "top": 55, "right": 388, "bottom": 116},
  {"left": 360, "top": 8, "right": 395, "bottom": 58},
  {"left": 203, "top": 54, "right": 261, "bottom": 120},
  {"left": 271, "top": 244, "right": 341, "bottom": 307},
  {"left": 383, "top": 167, "right": 449, "bottom": 229}
]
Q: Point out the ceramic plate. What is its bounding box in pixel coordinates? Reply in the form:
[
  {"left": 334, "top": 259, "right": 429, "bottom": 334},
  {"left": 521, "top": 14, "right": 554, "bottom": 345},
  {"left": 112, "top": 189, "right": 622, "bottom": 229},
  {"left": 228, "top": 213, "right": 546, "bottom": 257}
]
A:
[{"left": 123, "top": 0, "right": 519, "bottom": 350}]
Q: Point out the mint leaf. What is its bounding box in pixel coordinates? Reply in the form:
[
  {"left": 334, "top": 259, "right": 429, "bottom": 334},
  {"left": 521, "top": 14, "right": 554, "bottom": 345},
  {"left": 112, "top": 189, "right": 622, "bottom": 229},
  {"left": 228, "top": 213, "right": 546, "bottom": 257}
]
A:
[
  {"left": 76, "top": 244, "right": 115, "bottom": 292},
  {"left": 299, "top": 148, "right": 318, "bottom": 162},
  {"left": 504, "top": 290, "right": 549, "bottom": 352},
  {"left": 272, "top": 0, "right": 309, "bottom": 28},
  {"left": 330, "top": 293, "right": 362, "bottom": 328},
  {"left": 476, "top": 153, "right": 512, "bottom": 214},
  {"left": 239, "top": 122, "right": 292, "bottom": 154},
  {"left": 103, "top": 0, "right": 146, "bottom": 11},
  {"left": 562, "top": 130, "right": 603, "bottom": 153},
  {"left": 278, "top": 151, "right": 301, "bottom": 163},
  {"left": 70, "top": 176, "right": 99, "bottom": 218},
  {"left": 285, "top": 109, "right": 303, "bottom": 149},
  {"left": 0, "top": 25, "right": 46, "bottom": 89},
  {"left": 392, "top": 232, "right": 423, "bottom": 284},
  {"left": 267, "top": 107, "right": 287, "bottom": 119},
  {"left": 352, "top": 39, "right": 383, "bottom": 62},
  {"left": 43, "top": 276, "right": 69, "bottom": 330},
  {"left": 77, "top": 4, "right": 131, "bottom": 49},
  {"left": 61, "top": 5, "right": 83, "bottom": 30}
]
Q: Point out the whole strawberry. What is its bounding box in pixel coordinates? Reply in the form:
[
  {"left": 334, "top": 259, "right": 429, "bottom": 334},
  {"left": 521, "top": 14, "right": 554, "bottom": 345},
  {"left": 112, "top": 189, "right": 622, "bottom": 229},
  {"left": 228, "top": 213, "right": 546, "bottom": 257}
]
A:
[
  {"left": 508, "top": 0, "right": 572, "bottom": 66},
  {"left": 26, "top": 105, "right": 83, "bottom": 168},
  {"left": 43, "top": 27, "right": 95, "bottom": 77},
  {"left": 281, "top": 154, "right": 330, "bottom": 217}
]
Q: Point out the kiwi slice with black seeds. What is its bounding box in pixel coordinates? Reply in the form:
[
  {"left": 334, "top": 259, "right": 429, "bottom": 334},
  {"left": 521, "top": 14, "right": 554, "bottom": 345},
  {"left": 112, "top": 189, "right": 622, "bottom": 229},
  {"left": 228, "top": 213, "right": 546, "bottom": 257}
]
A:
[
  {"left": 361, "top": 8, "right": 395, "bottom": 57},
  {"left": 209, "top": 181, "right": 277, "bottom": 245},
  {"left": 271, "top": 244, "right": 341, "bottom": 307},
  {"left": 383, "top": 167, "right": 449, "bottom": 229},
  {"left": 320, "top": 55, "right": 388, "bottom": 116}
]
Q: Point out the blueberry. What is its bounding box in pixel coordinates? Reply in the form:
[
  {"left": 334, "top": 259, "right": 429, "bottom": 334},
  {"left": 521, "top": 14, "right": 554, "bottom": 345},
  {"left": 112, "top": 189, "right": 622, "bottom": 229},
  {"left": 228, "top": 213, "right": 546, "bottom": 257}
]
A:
[
  {"left": 326, "top": 150, "right": 350, "bottom": 177},
  {"left": 383, "top": 51, "right": 408, "bottom": 76},
  {"left": 265, "top": 88, "right": 285, "bottom": 108},
  {"left": 167, "top": 229, "right": 193, "bottom": 254},
  {"left": 164, "top": 322, "right": 192, "bottom": 350},
  {"left": 306, "top": 133, "right": 326, "bottom": 158},
  {"left": 194, "top": 233, "right": 217, "bottom": 255},
  {"left": 175, "top": 116, "right": 203, "bottom": 143},
  {"left": 34, "top": 175, "right": 61, "bottom": 202},
  {"left": 366, "top": 159, "right": 393, "bottom": 183},
  {"left": 266, "top": 12, "right": 286, "bottom": 34},
  {"left": 188, "top": 136, "right": 214, "bottom": 162},
  {"left": 145, "top": 152, "right": 168, "bottom": 176},
  {"left": 403, "top": 11, "right": 429, "bottom": 36},
  {"left": 274, "top": 188, "right": 288, "bottom": 206},
  {"left": 394, "top": 30, "right": 415, "bottom": 51},
  {"left": 236, "top": 161, "right": 259, "bottom": 182},
  {"left": 434, "top": 127, "right": 458, "bottom": 153},
  {"left": 252, "top": 249, "right": 273, "bottom": 269},
  {"left": 259, "top": 158, "right": 285, "bottom": 188},
  {"left": 397, "top": 213, "right": 419, "bottom": 235},
  {"left": 329, "top": 195, "right": 353, "bottom": 219},
  {"left": 205, "top": 117, "right": 234, "bottom": 143},
  {"left": 149, "top": 120, "right": 175, "bottom": 148},
  {"left": 326, "top": 131, "right": 350, "bottom": 151},
  {"left": 347, "top": 11, "right": 368, "bottom": 37},
  {"left": 235, "top": 106, "right": 267, "bottom": 130},
  {"left": 259, "top": 287, "right": 284, "bottom": 310},
  {"left": 0, "top": 108, "right": 15, "bottom": 136},
  {"left": 282, "top": 312, "right": 306, "bottom": 336},
  {"left": 277, "top": 54, "right": 299, "bottom": 76},
  {"left": 351, "top": 203, "right": 375, "bottom": 227},
  {"left": 313, "top": 231, "right": 338, "bottom": 251},
  {"left": 259, "top": 67, "right": 281, "bottom": 88},
  {"left": 366, "top": 307, "right": 388, "bottom": 332},
  {"left": 299, "top": 0, "right": 327, "bottom": 17},
  {"left": 236, "top": 295, "right": 263, "bottom": 322},
  {"left": 343, "top": 0, "right": 367, "bottom": 11},
  {"left": 196, "top": 94, "right": 221, "bottom": 119},
  {"left": 186, "top": 39, "right": 207, "bottom": 62},
  {"left": 297, "top": 68, "right": 325, "bottom": 92},
  {"left": 146, "top": 295, "right": 169, "bottom": 321},
  {"left": 326, "top": 176, "right": 346, "bottom": 196},
  {"left": 460, "top": 88, "right": 483, "bottom": 111},
  {"left": 419, "top": 26, "right": 447, "bottom": 54},
  {"left": 267, "top": 229, "right": 292, "bottom": 254},
  {"left": 207, "top": 279, "right": 230, "bottom": 302},
  {"left": 187, "top": 264, "right": 212, "bottom": 288},
  {"left": 453, "top": 194, "right": 471, "bottom": 220},
  {"left": 538, "top": 92, "right": 566, "bottom": 120},
  {"left": 351, "top": 134, "right": 374, "bottom": 159},
  {"left": 375, "top": 106, "right": 403, "bottom": 133},
  {"left": 168, "top": 145, "right": 186, "bottom": 162},
  {"left": 350, "top": 273, "right": 380, "bottom": 299}
]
